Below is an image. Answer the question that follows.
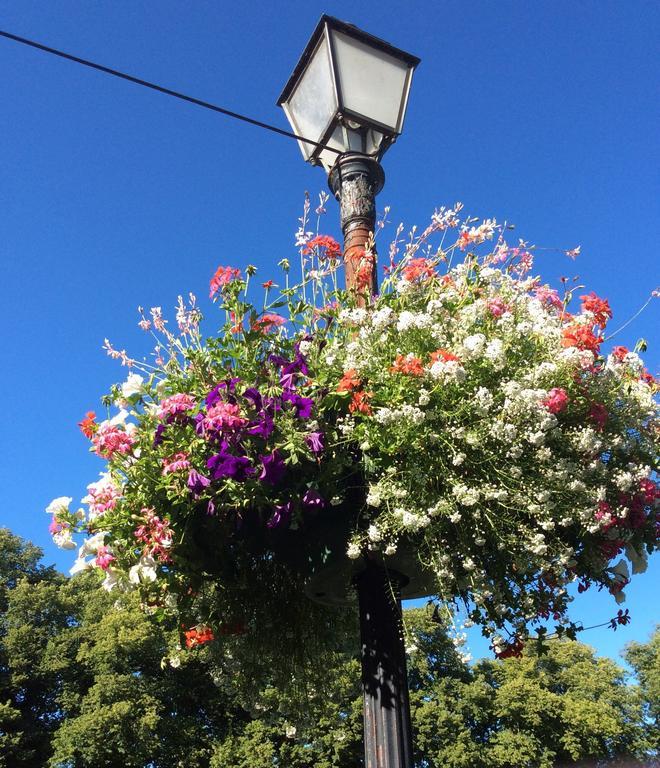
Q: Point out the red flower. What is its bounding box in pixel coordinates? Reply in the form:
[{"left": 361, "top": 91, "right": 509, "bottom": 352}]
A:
[
  {"left": 252, "top": 313, "right": 286, "bottom": 333},
  {"left": 355, "top": 249, "right": 376, "bottom": 291},
  {"left": 588, "top": 402, "right": 608, "bottom": 430},
  {"left": 184, "top": 625, "right": 215, "bottom": 648},
  {"left": 430, "top": 348, "right": 460, "bottom": 364},
  {"left": 210, "top": 266, "right": 242, "bottom": 298},
  {"left": 612, "top": 345, "right": 629, "bottom": 362},
  {"left": 561, "top": 324, "right": 603, "bottom": 353},
  {"left": 401, "top": 257, "right": 435, "bottom": 283},
  {"left": 303, "top": 235, "right": 342, "bottom": 261},
  {"left": 580, "top": 292, "right": 612, "bottom": 328},
  {"left": 390, "top": 354, "right": 425, "bottom": 377},
  {"left": 262, "top": 280, "right": 274, "bottom": 289},
  {"left": 494, "top": 637, "right": 524, "bottom": 659},
  {"left": 78, "top": 411, "right": 97, "bottom": 438},
  {"left": 543, "top": 387, "right": 569, "bottom": 414},
  {"left": 349, "top": 390, "right": 372, "bottom": 415},
  {"left": 337, "top": 369, "right": 361, "bottom": 392}
]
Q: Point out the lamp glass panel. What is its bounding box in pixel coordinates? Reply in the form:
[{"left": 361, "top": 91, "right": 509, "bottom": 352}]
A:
[
  {"left": 332, "top": 30, "right": 409, "bottom": 132},
  {"left": 286, "top": 38, "right": 337, "bottom": 160}
]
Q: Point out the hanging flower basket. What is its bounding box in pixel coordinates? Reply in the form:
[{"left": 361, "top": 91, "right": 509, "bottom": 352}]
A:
[{"left": 49, "top": 201, "right": 659, "bottom": 664}]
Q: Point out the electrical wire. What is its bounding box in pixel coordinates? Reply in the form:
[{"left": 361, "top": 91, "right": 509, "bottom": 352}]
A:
[{"left": 0, "top": 28, "right": 341, "bottom": 155}]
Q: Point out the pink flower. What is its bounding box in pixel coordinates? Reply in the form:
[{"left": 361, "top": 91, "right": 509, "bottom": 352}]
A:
[
  {"left": 91, "top": 423, "right": 135, "bottom": 458},
  {"left": 135, "top": 508, "right": 173, "bottom": 563},
  {"left": 638, "top": 478, "right": 658, "bottom": 505},
  {"left": 487, "top": 298, "right": 509, "bottom": 317},
  {"left": 162, "top": 452, "right": 191, "bottom": 475},
  {"left": 543, "top": 387, "right": 569, "bottom": 414},
  {"left": 157, "top": 393, "right": 196, "bottom": 421},
  {"left": 534, "top": 285, "right": 563, "bottom": 311},
  {"left": 201, "top": 402, "right": 248, "bottom": 434},
  {"left": 210, "top": 266, "right": 241, "bottom": 298},
  {"left": 95, "top": 545, "right": 115, "bottom": 570},
  {"left": 82, "top": 475, "right": 122, "bottom": 520},
  {"left": 252, "top": 313, "right": 286, "bottom": 333}
]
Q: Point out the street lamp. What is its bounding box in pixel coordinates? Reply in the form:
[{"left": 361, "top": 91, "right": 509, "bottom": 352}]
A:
[
  {"left": 279, "top": 17, "right": 421, "bottom": 768},
  {"left": 277, "top": 14, "right": 419, "bottom": 172},
  {"left": 278, "top": 15, "right": 419, "bottom": 298}
]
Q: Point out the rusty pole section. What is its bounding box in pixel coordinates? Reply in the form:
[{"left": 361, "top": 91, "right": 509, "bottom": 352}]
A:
[
  {"left": 328, "top": 152, "right": 385, "bottom": 300},
  {"left": 329, "top": 152, "right": 414, "bottom": 768}
]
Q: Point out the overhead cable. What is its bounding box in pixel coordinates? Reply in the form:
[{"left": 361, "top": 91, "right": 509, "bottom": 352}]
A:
[{"left": 0, "top": 28, "right": 340, "bottom": 155}]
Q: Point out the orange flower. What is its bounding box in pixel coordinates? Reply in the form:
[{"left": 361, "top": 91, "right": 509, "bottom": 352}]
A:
[
  {"left": 430, "top": 348, "right": 459, "bottom": 364},
  {"left": 390, "top": 354, "right": 424, "bottom": 376},
  {"left": 78, "top": 411, "right": 97, "bottom": 439},
  {"left": 337, "top": 368, "right": 361, "bottom": 392},
  {"left": 349, "top": 390, "right": 372, "bottom": 415}
]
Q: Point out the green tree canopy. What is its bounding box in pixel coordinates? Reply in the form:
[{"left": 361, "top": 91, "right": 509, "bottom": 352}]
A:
[{"left": 1, "top": 528, "right": 657, "bottom": 767}]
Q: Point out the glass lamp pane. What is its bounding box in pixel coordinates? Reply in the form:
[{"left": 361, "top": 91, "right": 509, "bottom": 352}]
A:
[
  {"left": 332, "top": 30, "right": 410, "bottom": 133},
  {"left": 285, "top": 38, "right": 338, "bottom": 160}
]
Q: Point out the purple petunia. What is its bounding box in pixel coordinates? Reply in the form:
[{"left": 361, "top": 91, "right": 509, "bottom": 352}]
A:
[
  {"left": 153, "top": 423, "right": 167, "bottom": 447},
  {"left": 258, "top": 450, "right": 286, "bottom": 486},
  {"left": 266, "top": 501, "right": 293, "bottom": 529},
  {"left": 305, "top": 431, "right": 324, "bottom": 454},
  {"left": 282, "top": 392, "right": 314, "bottom": 420},
  {"left": 246, "top": 414, "right": 275, "bottom": 439},
  {"left": 302, "top": 488, "right": 326, "bottom": 512},
  {"left": 243, "top": 387, "right": 263, "bottom": 411},
  {"left": 207, "top": 451, "right": 252, "bottom": 481},
  {"left": 187, "top": 469, "right": 211, "bottom": 497}
]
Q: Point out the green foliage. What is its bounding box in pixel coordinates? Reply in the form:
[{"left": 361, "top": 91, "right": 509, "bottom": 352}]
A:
[
  {"left": 1, "top": 528, "right": 658, "bottom": 766},
  {"left": 625, "top": 625, "right": 660, "bottom": 751}
]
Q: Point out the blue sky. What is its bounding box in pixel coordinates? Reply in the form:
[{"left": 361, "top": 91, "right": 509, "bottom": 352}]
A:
[{"left": 1, "top": 1, "right": 658, "bottom": 663}]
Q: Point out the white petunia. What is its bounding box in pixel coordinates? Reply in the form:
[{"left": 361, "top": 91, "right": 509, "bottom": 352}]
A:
[
  {"left": 46, "top": 496, "right": 72, "bottom": 516},
  {"left": 121, "top": 373, "right": 144, "bottom": 398}
]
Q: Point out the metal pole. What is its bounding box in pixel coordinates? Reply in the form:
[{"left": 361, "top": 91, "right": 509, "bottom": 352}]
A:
[
  {"left": 328, "top": 152, "right": 385, "bottom": 301},
  {"left": 356, "top": 561, "right": 414, "bottom": 768},
  {"left": 329, "top": 153, "right": 414, "bottom": 768}
]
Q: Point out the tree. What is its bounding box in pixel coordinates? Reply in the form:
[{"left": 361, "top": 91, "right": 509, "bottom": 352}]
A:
[
  {"left": 0, "top": 528, "right": 61, "bottom": 766},
  {"left": 1, "top": 528, "right": 656, "bottom": 766},
  {"left": 625, "top": 626, "right": 660, "bottom": 753}
]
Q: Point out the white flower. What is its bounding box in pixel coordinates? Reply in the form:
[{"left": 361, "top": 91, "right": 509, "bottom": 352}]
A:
[
  {"left": 371, "top": 307, "right": 395, "bottom": 328},
  {"left": 384, "top": 544, "right": 397, "bottom": 556},
  {"left": 285, "top": 725, "right": 297, "bottom": 739},
  {"left": 368, "top": 524, "right": 382, "bottom": 542},
  {"left": 347, "top": 543, "right": 361, "bottom": 560},
  {"left": 121, "top": 372, "right": 144, "bottom": 398},
  {"left": 46, "top": 496, "right": 72, "bottom": 516},
  {"left": 396, "top": 311, "right": 416, "bottom": 332},
  {"left": 484, "top": 339, "right": 505, "bottom": 369},
  {"left": 625, "top": 543, "right": 647, "bottom": 575},
  {"left": 79, "top": 531, "right": 108, "bottom": 558},
  {"left": 101, "top": 568, "right": 124, "bottom": 592},
  {"left": 128, "top": 555, "right": 158, "bottom": 584},
  {"left": 169, "top": 656, "right": 181, "bottom": 669},
  {"left": 462, "top": 333, "right": 486, "bottom": 360},
  {"left": 70, "top": 556, "right": 93, "bottom": 575},
  {"left": 298, "top": 340, "right": 312, "bottom": 355},
  {"left": 429, "top": 359, "right": 466, "bottom": 383},
  {"left": 53, "top": 530, "right": 76, "bottom": 550}
]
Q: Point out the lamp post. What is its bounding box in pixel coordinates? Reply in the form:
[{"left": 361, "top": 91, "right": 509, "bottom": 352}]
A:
[{"left": 278, "top": 16, "right": 420, "bottom": 768}]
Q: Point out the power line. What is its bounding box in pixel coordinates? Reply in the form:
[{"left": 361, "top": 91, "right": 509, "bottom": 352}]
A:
[{"left": 0, "top": 28, "right": 341, "bottom": 155}]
